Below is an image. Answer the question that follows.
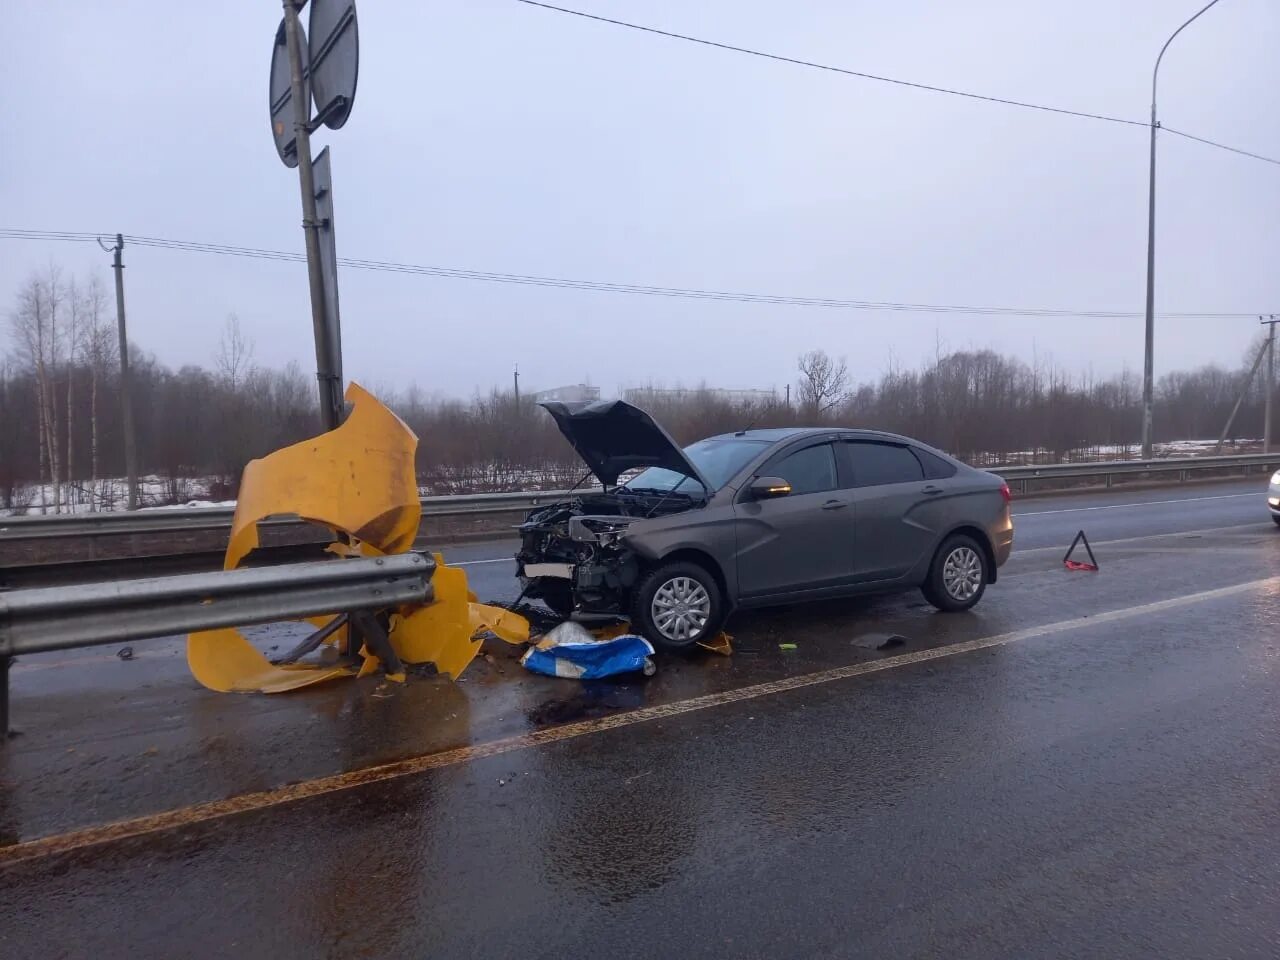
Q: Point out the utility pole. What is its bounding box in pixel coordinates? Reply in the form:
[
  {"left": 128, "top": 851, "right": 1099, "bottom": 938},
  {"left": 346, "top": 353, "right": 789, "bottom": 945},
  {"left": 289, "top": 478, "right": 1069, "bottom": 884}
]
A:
[
  {"left": 513, "top": 363, "right": 520, "bottom": 407},
  {"left": 99, "top": 233, "right": 139, "bottom": 510},
  {"left": 1265, "top": 315, "right": 1277, "bottom": 453},
  {"left": 282, "top": 0, "right": 342, "bottom": 432},
  {"left": 1215, "top": 332, "right": 1270, "bottom": 453},
  {"left": 785, "top": 383, "right": 791, "bottom": 408}
]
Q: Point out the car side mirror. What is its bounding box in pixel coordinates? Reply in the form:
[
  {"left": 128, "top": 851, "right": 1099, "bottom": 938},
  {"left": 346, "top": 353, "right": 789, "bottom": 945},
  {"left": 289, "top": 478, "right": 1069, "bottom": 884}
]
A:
[{"left": 749, "top": 476, "right": 792, "bottom": 500}]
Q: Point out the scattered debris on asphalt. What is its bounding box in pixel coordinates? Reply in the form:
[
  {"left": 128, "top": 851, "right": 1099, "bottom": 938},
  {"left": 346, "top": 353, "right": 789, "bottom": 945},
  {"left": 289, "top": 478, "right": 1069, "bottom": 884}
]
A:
[
  {"left": 778, "top": 642, "right": 798, "bottom": 651},
  {"left": 117, "top": 646, "right": 134, "bottom": 661},
  {"left": 698, "top": 632, "right": 733, "bottom": 656},
  {"left": 853, "top": 633, "right": 907, "bottom": 651}
]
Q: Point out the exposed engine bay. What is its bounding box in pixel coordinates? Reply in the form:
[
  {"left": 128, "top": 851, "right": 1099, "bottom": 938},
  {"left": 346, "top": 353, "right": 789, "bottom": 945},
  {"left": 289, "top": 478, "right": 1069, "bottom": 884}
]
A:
[
  {"left": 517, "top": 490, "right": 698, "bottom": 618},
  {"left": 517, "top": 398, "right": 715, "bottom": 623}
]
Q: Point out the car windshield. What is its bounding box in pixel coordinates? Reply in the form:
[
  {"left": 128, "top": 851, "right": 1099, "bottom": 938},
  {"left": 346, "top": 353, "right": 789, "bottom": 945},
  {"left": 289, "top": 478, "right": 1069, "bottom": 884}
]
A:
[{"left": 624, "top": 436, "right": 770, "bottom": 494}]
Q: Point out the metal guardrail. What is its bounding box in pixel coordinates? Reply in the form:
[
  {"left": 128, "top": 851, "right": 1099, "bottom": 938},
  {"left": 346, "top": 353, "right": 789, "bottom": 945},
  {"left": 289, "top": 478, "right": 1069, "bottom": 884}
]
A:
[
  {"left": 0, "top": 489, "right": 581, "bottom": 542},
  {"left": 993, "top": 452, "right": 1279, "bottom": 493},
  {"left": 0, "top": 552, "right": 435, "bottom": 733},
  {"left": 0, "top": 552, "right": 433, "bottom": 656},
  {"left": 1, "top": 454, "right": 1277, "bottom": 542}
]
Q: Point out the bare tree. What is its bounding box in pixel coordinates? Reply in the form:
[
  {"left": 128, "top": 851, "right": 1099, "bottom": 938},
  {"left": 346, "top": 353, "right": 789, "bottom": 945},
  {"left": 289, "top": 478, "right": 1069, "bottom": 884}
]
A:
[
  {"left": 215, "top": 313, "right": 254, "bottom": 391},
  {"left": 9, "top": 272, "right": 61, "bottom": 511},
  {"left": 796, "top": 349, "right": 849, "bottom": 418},
  {"left": 64, "top": 276, "right": 83, "bottom": 507}
]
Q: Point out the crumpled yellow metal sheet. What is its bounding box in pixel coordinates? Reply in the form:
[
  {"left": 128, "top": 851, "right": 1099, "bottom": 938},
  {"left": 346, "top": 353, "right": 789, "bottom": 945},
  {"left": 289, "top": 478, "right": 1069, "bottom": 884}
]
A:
[
  {"left": 186, "top": 384, "right": 531, "bottom": 693},
  {"left": 387, "top": 559, "right": 529, "bottom": 680},
  {"left": 188, "top": 382, "right": 421, "bottom": 693},
  {"left": 187, "top": 628, "right": 355, "bottom": 693},
  {"left": 223, "top": 381, "right": 420, "bottom": 570}
]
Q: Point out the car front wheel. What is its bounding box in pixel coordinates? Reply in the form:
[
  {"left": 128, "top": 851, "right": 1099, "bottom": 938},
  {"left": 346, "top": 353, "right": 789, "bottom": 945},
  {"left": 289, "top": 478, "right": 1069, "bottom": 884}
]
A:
[
  {"left": 631, "top": 561, "right": 724, "bottom": 653},
  {"left": 922, "top": 534, "right": 989, "bottom": 612}
]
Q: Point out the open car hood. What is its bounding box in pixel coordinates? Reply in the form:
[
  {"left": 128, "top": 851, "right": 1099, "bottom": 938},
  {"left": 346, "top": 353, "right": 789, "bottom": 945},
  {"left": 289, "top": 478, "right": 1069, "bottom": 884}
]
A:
[{"left": 540, "top": 399, "right": 712, "bottom": 491}]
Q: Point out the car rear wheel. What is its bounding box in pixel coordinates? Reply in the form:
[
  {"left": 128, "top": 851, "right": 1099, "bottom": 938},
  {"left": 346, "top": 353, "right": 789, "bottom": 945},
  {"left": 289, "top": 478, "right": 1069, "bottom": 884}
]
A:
[
  {"left": 1273, "top": 515, "right": 1280, "bottom": 527},
  {"left": 922, "top": 534, "right": 989, "bottom": 612},
  {"left": 631, "top": 561, "right": 724, "bottom": 653}
]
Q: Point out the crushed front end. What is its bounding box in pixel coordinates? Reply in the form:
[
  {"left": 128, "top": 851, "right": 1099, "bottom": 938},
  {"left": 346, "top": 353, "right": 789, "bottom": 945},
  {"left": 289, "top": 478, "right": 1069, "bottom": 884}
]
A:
[
  {"left": 519, "top": 398, "right": 713, "bottom": 622},
  {"left": 516, "top": 492, "right": 686, "bottom": 619}
]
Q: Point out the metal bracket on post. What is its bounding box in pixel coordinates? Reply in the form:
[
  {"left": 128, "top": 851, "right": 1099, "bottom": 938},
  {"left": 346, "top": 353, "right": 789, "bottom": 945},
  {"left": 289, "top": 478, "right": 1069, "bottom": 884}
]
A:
[{"left": 349, "top": 610, "right": 404, "bottom": 677}]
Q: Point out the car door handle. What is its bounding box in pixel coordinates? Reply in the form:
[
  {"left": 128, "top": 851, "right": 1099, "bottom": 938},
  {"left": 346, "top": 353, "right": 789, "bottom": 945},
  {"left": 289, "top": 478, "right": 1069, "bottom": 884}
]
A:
[
  {"left": 923, "top": 484, "right": 943, "bottom": 495},
  {"left": 822, "top": 499, "right": 848, "bottom": 510}
]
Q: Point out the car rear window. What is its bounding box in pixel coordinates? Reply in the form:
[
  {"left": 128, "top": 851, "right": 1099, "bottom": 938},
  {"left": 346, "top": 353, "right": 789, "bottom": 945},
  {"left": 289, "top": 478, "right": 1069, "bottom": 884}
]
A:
[{"left": 844, "top": 441, "right": 925, "bottom": 487}]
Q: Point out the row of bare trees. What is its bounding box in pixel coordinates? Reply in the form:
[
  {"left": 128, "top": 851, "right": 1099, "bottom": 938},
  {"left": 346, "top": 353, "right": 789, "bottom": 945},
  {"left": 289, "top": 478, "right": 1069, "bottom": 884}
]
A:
[
  {"left": 4, "top": 270, "right": 1276, "bottom": 511},
  {"left": 5, "top": 267, "right": 118, "bottom": 512}
]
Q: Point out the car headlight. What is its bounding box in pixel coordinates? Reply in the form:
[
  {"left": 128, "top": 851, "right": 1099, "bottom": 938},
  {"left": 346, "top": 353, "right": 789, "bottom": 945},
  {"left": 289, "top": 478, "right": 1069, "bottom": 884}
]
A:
[{"left": 1272, "top": 470, "right": 1280, "bottom": 485}]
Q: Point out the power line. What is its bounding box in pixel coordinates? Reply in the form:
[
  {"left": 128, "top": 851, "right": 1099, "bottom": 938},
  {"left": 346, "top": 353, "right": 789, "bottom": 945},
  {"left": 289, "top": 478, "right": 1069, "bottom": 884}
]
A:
[
  {"left": 1163, "top": 126, "right": 1280, "bottom": 167},
  {"left": 0, "top": 228, "right": 1265, "bottom": 321},
  {"left": 516, "top": 0, "right": 1140, "bottom": 127},
  {"left": 515, "top": 0, "right": 1280, "bottom": 167}
]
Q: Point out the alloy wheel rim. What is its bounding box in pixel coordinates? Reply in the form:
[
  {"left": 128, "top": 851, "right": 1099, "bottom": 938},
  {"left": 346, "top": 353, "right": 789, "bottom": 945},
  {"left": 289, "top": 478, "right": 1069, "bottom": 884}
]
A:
[{"left": 651, "top": 576, "right": 710, "bottom": 641}]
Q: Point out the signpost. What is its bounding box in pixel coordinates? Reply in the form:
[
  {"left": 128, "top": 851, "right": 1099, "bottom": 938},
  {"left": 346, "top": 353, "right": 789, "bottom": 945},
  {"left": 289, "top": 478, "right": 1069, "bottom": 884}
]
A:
[
  {"left": 268, "top": 0, "right": 359, "bottom": 431},
  {"left": 312, "top": 147, "right": 343, "bottom": 397}
]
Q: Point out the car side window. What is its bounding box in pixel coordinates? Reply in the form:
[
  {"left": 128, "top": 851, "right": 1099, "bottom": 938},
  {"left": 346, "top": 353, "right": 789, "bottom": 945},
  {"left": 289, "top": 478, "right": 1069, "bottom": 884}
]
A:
[
  {"left": 844, "top": 441, "right": 924, "bottom": 487},
  {"left": 769, "top": 443, "right": 837, "bottom": 496},
  {"left": 911, "top": 446, "right": 958, "bottom": 480}
]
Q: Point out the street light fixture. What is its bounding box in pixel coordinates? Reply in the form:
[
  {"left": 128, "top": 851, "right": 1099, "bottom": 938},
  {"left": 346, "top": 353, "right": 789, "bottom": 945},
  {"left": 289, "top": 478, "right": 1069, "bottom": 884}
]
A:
[{"left": 1141, "top": 0, "right": 1226, "bottom": 459}]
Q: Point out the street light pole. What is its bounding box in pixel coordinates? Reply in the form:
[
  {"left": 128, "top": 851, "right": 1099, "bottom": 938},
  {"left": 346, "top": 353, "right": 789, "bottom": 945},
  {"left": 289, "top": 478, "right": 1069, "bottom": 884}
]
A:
[{"left": 1141, "top": 0, "right": 1225, "bottom": 459}]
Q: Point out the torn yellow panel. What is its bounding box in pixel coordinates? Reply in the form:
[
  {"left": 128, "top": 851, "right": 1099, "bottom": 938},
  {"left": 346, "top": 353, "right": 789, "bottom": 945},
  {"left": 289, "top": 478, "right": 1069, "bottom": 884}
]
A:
[
  {"left": 469, "top": 602, "right": 530, "bottom": 645},
  {"left": 388, "top": 563, "right": 480, "bottom": 680},
  {"left": 188, "top": 627, "right": 353, "bottom": 693},
  {"left": 223, "top": 382, "right": 420, "bottom": 570}
]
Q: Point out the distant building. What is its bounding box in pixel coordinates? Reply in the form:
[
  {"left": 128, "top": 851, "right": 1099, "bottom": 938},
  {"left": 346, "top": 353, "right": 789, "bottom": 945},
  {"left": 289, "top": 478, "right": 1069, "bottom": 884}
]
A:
[
  {"left": 532, "top": 384, "right": 601, "bottom": 403},
  {"left": 622, "top": 386, "right": 778, "bottom": 407}
]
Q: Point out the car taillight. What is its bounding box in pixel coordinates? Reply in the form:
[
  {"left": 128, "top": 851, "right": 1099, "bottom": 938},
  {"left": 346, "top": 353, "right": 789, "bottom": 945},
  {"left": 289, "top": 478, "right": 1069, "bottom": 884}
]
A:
[{"left": 1000, "top": 482, "right": 1012, "bottom": 504}]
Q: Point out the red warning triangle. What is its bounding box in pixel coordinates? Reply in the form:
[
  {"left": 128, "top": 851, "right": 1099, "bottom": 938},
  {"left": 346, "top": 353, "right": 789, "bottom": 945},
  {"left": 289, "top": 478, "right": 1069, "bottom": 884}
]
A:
[{"left": 1063, "top": 530, "right": 1099, "bottom": 571}]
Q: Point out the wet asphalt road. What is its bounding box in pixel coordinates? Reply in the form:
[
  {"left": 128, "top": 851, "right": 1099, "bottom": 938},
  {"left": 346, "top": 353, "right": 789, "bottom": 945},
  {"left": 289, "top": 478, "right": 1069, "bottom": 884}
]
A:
[{"left": 2, "top": 479, "right": 1279, "bottom": 959}]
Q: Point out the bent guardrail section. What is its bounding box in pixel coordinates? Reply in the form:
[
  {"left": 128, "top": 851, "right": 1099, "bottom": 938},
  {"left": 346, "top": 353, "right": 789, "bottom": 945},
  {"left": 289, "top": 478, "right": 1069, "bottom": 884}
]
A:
[{"left": 0, "top": 552, "right": 435, "bottom": 734}]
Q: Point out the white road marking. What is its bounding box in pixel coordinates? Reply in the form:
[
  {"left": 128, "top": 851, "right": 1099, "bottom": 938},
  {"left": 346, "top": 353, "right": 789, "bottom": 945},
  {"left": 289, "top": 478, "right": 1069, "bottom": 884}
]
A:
[
  {"left": 5, "top": 573, "right": 1276, "bottom": 866},
  {"left": 1015, "top": 492, "right": 1256, "bottom": 518}
]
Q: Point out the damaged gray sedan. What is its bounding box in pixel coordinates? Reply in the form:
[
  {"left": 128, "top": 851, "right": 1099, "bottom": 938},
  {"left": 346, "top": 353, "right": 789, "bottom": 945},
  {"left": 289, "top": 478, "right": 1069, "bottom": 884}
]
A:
[{"left": 517, "top": 400, "right": 1014, "bottom": 652}]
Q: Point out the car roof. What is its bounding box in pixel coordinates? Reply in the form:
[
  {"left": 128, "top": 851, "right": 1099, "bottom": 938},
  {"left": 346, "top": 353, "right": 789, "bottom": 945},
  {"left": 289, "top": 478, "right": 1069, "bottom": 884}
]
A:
[{"left": 700, "top": 426, "right": 921, "bottom": 445}]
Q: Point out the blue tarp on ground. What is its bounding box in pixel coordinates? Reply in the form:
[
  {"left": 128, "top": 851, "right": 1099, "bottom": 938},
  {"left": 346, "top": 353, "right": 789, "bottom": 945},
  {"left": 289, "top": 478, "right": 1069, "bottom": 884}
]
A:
[{"left": 520, "top": 625, "right": 655, "bottom": 680}]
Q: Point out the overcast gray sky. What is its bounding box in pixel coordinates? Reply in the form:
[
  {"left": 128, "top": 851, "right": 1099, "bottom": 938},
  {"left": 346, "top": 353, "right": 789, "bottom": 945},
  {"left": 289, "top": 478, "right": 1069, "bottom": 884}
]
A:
[{"left": 3, "top": 0, "right": 1277, "bottom": 399}]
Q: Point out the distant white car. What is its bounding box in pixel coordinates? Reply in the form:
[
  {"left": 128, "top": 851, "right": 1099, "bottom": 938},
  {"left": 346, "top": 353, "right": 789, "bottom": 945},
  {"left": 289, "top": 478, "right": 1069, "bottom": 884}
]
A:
[{"left": 1270, "top": 470, "right": 1280, "bottom": 526}]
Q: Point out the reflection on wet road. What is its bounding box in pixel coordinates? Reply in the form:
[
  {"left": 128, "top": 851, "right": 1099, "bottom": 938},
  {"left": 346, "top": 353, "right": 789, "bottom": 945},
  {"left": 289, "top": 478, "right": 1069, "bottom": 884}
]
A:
[{"left": 1, "top": 480, "right": 1278, "bottom": 958}]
